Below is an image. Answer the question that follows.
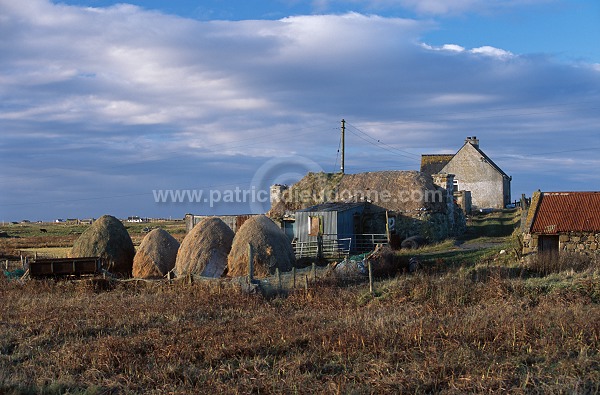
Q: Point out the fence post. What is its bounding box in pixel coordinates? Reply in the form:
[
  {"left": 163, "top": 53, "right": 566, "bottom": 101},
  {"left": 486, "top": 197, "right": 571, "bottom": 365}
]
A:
[
  {"left": 312, "top": 262, "right": 316, "bottom": 282},
  {"left": 368, "top": 260, "right": 374, "bottom": 296},
  {"left": 317, "top": 234, "right": 323, "bottom": 260},
  {"left": 247, "top": 243, "right": 254, "bottom": 283},
  {"left": 292, "top": 267, "right": 296, "bottom": 289},
  {"left": 385, "top": 211, "right": 390, "bottom": 243}
]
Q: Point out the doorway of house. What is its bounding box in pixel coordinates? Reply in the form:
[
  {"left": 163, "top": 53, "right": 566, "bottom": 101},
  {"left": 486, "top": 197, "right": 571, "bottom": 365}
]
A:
[
  {"left": 538, "top": 235, "right": 560, "bottom": 266},
  {"left": 539, "top": 235, "right": 559, "bottom": 252}
]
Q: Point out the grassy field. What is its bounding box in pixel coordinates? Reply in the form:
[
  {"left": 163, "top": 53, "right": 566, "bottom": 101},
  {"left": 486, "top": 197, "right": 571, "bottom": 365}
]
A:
[
  {"left": 0, "top": 221, "right": 186, "bottom": 262},
  {"left": 0, "top": 212, "right": 599, "bottom": 394}
]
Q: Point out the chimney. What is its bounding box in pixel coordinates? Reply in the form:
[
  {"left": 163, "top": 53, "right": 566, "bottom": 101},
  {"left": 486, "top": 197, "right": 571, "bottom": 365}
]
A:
[{"left": 465, "top": 136, "right": 479, "bottom": 148}]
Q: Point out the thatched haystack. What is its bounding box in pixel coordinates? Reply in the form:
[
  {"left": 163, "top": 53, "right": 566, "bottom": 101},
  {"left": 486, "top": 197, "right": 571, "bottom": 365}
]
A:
[
  {"left": 227, "top": 215, "right": 295, "bottom": 278},
  {"left": 70, "top": 214, "right": 135, "bottom": 275},
  {"left": 132, "top": 228, "right": 180, "bottom": 278},
  {"left": 175, "top": 217, "right": 234, "bottom": 277}
]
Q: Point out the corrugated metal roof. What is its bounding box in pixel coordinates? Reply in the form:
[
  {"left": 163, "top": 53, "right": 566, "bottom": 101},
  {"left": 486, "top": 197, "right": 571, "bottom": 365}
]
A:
[
  {"left": 531, "top": 192, "right": 600, "bottom": 234},
  {"left": 298, "top": 202, "right": 366, "bottom": 213}
]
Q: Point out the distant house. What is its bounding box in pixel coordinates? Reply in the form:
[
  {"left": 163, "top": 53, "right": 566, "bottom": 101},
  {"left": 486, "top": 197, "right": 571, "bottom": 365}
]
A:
[
  {"left": 126, "top": 216, "right": 146, "bottom": 223},
  {"left": 523, "top": 191, "right": 600, "bottom": 255},
  {"left": 421, "top": 136, "right": 511, "bottom": 211}
]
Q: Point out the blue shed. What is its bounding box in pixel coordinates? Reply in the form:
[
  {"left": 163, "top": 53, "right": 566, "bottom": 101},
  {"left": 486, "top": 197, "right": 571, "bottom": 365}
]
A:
[{"left": 294, "top": 202, "right": 387, "bottom": 253}]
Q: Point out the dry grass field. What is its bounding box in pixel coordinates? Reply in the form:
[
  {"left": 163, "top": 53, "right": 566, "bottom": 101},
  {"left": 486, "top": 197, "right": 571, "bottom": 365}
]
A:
[
  {"left": 1, "top": 214, "right": 599, "bottom": 394},
  {"left": 0, "top": 221, "right": 186, "bottom": 263}
]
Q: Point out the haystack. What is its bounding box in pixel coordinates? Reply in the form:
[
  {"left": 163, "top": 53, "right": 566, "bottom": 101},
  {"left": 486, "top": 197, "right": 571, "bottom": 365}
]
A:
[
  {"left": 70, "top": 214, "right": 135, "bottom": 275},
  {"left": 227, "top": 215, "right": 295, "bottom": 278},
  {"left": 132, "top": 228, "right": 179, "bottom": 278},
  {"left": 175, "top": 217, "right": 234, "bottom": 277}
]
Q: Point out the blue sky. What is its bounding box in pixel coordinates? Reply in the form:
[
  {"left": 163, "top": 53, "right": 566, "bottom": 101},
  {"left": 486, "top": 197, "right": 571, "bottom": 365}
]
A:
[{"left": 1, "top": 0, "right": 599, "bottom": 221}]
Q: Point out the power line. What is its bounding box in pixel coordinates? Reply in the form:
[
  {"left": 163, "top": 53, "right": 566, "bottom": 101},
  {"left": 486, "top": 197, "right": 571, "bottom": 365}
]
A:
[
  {"left": 345, "top": 122, "right": 420, "bottom": 159},
  {"left": 344, "top": 127, "right": 419, "bottom": 161},
  {"left": 333, "top": 128, "right": 342, "bottom": 172}
]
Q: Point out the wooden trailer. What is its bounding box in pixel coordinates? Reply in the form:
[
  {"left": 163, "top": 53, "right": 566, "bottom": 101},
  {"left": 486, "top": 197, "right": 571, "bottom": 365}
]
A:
[{"left": 29, "top": 257, "right": 103, "bottom": 278}]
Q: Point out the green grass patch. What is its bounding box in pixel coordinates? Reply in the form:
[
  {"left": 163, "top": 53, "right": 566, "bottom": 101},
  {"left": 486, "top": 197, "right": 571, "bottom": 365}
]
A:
[{"left": 463, "top": 208, "right": 521, "bottom": 239}]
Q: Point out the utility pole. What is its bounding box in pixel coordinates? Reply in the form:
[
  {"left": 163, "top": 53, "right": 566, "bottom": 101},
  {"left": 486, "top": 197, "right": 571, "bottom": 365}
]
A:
[{"left": 340, "top": 119, "right": 345, "bottom": 174}]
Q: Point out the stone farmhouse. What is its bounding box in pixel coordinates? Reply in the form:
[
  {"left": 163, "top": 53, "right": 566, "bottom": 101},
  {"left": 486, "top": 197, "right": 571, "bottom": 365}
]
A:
[
  {"left": 421, "top": 136, "right": 511, "bottom": 211},
  {"left": 522, "top": 191, "right": 600, "bottom": 256},
  {"left": 268, "top": 170, "right": 465, "bottom": 243}
]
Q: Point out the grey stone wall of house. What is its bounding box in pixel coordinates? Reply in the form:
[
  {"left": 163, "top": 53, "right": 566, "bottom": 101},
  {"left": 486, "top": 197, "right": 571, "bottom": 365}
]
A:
[
  {"left": 454, "top": 190, "right": 472, "bottom": 214},
  {"left": 389, "top": 172, "right": 466, "bottom": 241},
  {"left": 441, "top": 143, "right": 507, "bottom": 210},
  {"left": 502, "top": 176, "right": 511, "bottom": 209},
  {"left": 393, "top": 210, "right": 466, "bottom": 242},
  {"left": 522, "top": 232, "right": 600, "bottom": 256},
  {"left": 432, "top": 173, "right": 456, "bottom": 230}
]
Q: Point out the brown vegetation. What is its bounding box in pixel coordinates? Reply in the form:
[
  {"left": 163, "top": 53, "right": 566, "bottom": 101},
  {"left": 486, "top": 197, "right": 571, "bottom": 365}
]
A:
[
  {"left": 1, "top": 262, "right": 599, "bottom": 394},
  {"left": 0, "top": 235, "right": 77, "bottom": 260},
  {"left": 524, "top": 251, "right": 598, "bottom": 276},
  {"left": 1, "top": 215, "right": 599, "bottom": 393}
]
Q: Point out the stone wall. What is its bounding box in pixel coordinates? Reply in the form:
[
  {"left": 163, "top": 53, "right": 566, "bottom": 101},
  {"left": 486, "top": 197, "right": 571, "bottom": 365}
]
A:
[
  {"left": 425, "top": 173, "right": 466, "bottom": 240},
  {"left": 559, "top": 233, "right": 600, "bottom": 254},
  {"left": 522, "top": 232, "right": 600, "bottom": 256},
  {"left": 454, "top": 190, "right": 471, "bottom": 214}
]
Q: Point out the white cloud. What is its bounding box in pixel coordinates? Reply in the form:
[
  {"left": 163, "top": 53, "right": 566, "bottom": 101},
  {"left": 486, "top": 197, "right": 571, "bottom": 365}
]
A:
[
  {"left": 471, "top": 46, "right": 514, "bottom": 58},
  {"left": 421, "top": 43, "right": 465, "bottom": 52},
  {"left": 422, "top": 43, "right": 513, "bottom": 58},
  {"left": 0, "top": 0, "right": 598, "bottom": 220},
  {"left": 340, "top": 0, "right": 559, "bottom": 16}
]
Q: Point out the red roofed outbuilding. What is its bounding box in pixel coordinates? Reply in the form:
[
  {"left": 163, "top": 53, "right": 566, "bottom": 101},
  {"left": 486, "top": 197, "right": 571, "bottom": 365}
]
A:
[{"left": 523, "top": 191, "right": 600, "bottom": 255}]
